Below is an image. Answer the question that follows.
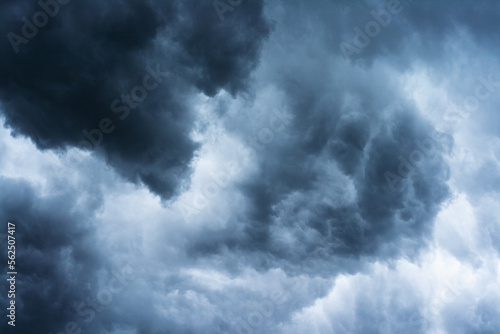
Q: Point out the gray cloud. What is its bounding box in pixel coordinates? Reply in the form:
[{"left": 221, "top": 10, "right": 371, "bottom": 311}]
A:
[
  {"left": 1, "top": 0, "right": 500, "bottom": 333},
  {"left": 0, "top": 0, "right": 270, "bottom": 199},
  {"left": 186, "top": 0, "right": 452, "bottom": 275},
  {"left": 0, "top": 175, "right": 104, "bottom": 333}
]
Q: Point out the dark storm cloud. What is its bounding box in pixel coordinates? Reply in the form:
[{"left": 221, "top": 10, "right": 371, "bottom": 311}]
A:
[
  {"left": 186, "top": 0, "right": 500, "bottom": 273},
  {"left": 187, "top": 0, "right": 456, "bottom": 274},
  {"left": 189, "top": 95, "right": 451, "bottom": 277},
  {"left": 0, "top": 0, "right": 270, "bottom": 199},
  {"left": 180, "top": 1, "right": 500, "bottom": 330},
  {"left": 0, "top": 176, "right": 104, "bottom": 334},
  {"left": 1, "top": 1, "right": 500, "bottom": 334}
]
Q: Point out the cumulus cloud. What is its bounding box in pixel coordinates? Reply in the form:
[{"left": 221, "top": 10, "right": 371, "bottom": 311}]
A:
[
  {"left": 0, "top": 0, "right": 270, "bottom": 199},
  {"left": 0, "top": 175, "right": 103, "bottom": 333},
  {"left": 184, "top": 0, "right": 452, "bottom": 274},
  {"left": 1, "top": 0, "right": 499, "bottom": 333}
]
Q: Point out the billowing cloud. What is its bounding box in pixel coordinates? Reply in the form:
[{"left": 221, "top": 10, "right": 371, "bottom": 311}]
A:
[
  {"left": 1, "top": 0, "right": 500, "bottom": 333},
  {"left": 0, "top": 0, "right": 270, "bottom": 199},
  {"left": 185, "top": 0, "right": 453, "bottom": 274}
]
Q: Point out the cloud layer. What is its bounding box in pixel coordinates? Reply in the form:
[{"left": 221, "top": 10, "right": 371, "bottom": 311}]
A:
[{"left": 1, "top": 1, "right": 499, "bottom": 333}]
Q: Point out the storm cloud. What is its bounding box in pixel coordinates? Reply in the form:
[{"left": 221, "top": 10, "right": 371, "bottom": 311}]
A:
[
  {"left": 1, "top": 0, "right": 500, "bottom": 334},
  {"left": 0, "top": 0, "right": 270, "bottom": 199}
]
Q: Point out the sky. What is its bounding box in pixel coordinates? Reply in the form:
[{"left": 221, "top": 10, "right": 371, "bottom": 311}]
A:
[{"left": 0, "top": 0, "right": 499, "bottom": 333}]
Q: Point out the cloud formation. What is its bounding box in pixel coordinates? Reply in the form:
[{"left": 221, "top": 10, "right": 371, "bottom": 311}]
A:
[
  {"left": 0, "top": 0, "right": 270, "bottom": 199},
  {"left": 1, "top": 0, "right": 500, "bottom": 333}
]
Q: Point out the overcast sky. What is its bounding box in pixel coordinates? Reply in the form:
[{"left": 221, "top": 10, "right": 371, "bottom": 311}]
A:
[{"left": 1, "top": 0, "right": 500, "bottom": 333}]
